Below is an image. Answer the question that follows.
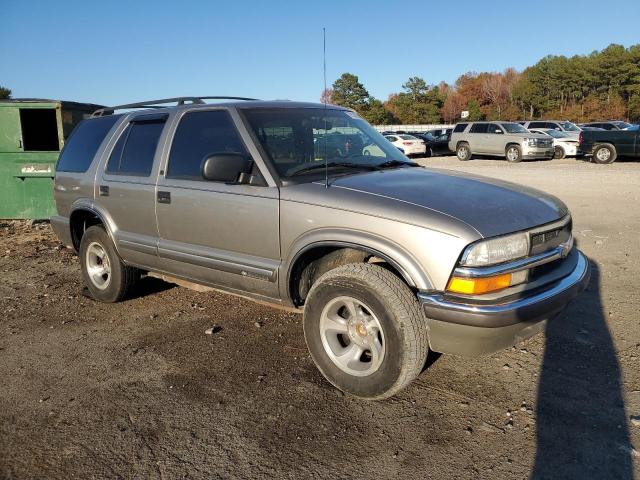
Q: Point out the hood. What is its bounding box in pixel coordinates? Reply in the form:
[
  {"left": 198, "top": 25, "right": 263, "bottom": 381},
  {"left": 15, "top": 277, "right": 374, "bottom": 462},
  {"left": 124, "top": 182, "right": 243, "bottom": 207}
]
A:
[{"left": 321, "top": 167, "right": 568, "bottom": 238}]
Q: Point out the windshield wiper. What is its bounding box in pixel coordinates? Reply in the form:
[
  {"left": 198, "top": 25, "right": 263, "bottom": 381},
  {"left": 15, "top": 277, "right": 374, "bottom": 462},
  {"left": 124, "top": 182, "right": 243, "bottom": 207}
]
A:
[
  {"left": 375, "top": 160, "right": 420, "bottom": 169},
  {"left": 289, "top": 162, "right": 379, "bottom": 176}
]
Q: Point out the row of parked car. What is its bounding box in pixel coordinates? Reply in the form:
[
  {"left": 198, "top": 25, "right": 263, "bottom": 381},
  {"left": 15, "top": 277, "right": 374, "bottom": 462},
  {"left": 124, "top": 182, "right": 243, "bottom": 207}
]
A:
[{"left": 382, "top": 119, "right": 639, "bottom": 164}]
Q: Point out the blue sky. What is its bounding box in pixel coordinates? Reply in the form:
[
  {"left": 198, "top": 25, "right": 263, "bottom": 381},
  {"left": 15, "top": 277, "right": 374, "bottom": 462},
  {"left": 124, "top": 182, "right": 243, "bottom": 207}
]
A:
[{"left": 2, "top": 0, "right": 639, "bottom": 106}]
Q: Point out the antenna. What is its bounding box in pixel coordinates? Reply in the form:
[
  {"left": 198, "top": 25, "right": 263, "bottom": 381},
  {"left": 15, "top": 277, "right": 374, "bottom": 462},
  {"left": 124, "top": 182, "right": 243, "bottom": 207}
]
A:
[{"left": 323, "top": 27, "right": 329, "bottom": 188}]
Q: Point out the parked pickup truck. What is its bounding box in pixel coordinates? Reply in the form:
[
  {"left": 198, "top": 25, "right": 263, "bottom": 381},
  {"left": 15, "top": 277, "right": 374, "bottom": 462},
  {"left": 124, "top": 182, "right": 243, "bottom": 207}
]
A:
[
  {"left": 51, "top": 96, "right": 590, "bottom": 399},
  {"left": 580, "top": 126, "right": 640, "bottom": 164}
]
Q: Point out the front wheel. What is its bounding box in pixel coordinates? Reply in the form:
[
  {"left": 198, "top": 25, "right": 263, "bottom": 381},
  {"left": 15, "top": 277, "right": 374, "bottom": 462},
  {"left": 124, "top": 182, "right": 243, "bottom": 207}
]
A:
[
  {"left": 592, "top": 144, "right": 617, "bottom": 164},
  {"left": 303, "top": 263, "right": 429, "bottom": 400},
  {"left": 505, "top": 145, "right": 523, "bottom": 163},
  {"left": 554, "top": 146, "right": 566, "bottom": 159}
]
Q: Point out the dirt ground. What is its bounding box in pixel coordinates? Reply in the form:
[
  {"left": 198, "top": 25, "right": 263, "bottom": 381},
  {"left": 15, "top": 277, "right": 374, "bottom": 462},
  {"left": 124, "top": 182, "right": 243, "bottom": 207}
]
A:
[{"left": 1, "top": 156, "right": 639, "bottom": 479}]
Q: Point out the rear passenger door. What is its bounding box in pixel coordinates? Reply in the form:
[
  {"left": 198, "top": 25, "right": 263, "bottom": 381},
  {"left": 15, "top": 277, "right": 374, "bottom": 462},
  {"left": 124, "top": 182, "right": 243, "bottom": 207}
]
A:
[
  {"left": 468, "top": 123, "right": 489, "bottom": 153},
  {"left": 96, "top": 113, "right": 167, "bottom": 269},
  {"left": 155, "top": 108, "right": 280, "bottom": 298}
]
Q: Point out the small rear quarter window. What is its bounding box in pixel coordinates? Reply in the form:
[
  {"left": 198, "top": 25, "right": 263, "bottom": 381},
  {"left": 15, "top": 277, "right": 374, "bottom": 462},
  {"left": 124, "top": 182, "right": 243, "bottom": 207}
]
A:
[
  {"left": 56, "top": 115, "right": 120, "bottom": 173},
  {"left": 453, "top": 123, "right": 468, "bottom": 133}
]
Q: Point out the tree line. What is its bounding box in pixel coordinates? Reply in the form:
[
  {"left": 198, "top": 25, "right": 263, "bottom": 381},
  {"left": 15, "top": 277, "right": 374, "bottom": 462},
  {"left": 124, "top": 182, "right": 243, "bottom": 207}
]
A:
[{"left": 322, "top": 43, "right": 640, "bottom": 125}]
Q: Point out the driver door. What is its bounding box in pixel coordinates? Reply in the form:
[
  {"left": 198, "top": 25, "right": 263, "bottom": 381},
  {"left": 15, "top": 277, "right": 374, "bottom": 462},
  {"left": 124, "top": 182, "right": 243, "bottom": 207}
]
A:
[
  {"left": 155, "top": 108, "right": 280, "bottom": 298},
  {"left": 486, "top": 123, "right": 506, "bottom": 155}
]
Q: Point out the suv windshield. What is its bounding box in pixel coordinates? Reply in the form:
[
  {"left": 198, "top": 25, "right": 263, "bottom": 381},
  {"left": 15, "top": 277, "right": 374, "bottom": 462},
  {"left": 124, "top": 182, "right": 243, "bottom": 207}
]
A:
[
  {"left": 243, "top": 108, "right": 411, "bottom": 178},
  {"left": 501, "top": 123, "right": 528, "bottom": 133},
  {"left": 559, "top": 122, "right": 580, "bottom": 132},
  {"left": 543, "top": 129, "right": 569, "bottom": 138}
]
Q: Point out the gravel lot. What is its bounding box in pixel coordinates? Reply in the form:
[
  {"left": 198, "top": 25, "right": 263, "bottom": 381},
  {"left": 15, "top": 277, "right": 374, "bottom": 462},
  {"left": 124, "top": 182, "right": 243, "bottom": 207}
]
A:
[{"left": 1, "top": 156, "right": 639, "bottom": 479}]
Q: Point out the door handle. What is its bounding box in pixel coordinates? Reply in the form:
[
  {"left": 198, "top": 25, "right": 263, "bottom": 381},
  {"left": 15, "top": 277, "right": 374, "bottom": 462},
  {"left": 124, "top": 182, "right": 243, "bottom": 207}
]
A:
[
  {"left": 99, "top": 185, "right": 109, "bottom": 196},
  {"left": 157, "top": 191, "right": 171, "bottom": 204}
]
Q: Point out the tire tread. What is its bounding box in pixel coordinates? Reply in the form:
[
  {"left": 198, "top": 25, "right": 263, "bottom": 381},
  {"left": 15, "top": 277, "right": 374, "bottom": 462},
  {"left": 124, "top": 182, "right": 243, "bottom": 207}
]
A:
[{"left": 306, "top": 263, "right": 429, "bottom": 400}]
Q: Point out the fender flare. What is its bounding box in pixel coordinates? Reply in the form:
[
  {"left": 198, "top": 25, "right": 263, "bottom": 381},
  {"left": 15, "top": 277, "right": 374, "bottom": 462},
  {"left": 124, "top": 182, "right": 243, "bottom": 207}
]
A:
[{"left": 281, "top": 228, "right": 434, "bottom": 303}]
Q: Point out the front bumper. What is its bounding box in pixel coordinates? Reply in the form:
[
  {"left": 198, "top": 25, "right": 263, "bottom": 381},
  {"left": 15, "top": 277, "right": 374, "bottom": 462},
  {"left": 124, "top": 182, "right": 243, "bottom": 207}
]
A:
[
  {"left": 417, "top": 250, "right": 590, "bottom": 357},
  {"left": 523, "top": 146, "right": 555, "bottom": 159}
]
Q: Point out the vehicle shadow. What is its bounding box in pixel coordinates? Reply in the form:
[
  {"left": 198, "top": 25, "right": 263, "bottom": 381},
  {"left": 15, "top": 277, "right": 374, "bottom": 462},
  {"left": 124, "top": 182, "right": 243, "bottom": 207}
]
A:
[{"left": 531, "top": 261, "right": 634, "bottom": 479}]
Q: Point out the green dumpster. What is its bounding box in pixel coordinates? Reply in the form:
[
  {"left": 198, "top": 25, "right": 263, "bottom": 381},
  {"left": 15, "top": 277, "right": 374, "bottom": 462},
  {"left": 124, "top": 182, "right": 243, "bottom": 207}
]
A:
[{"left": 0, "top": 99, "right": 103, "bottom": 219}]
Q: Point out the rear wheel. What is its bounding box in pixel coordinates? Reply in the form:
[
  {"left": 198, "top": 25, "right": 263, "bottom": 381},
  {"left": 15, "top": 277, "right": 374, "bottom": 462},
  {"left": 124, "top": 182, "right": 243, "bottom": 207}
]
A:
[
  {"left": 303, "top": 263, "right": 429, "bottom": 400},
  {"left": 80, "top": 225, "right": 140, "bottom": 302},
  {"left": 505, "top": 144, "right": 523, "bottom": 163},
  {"left": 456, "top": 143, "right": 471, "bottom": 161},
  {"left": 553, "top": 146, "right": 566, "bottom": 159},
  {"left": 592, "top": 144, "right": 616, "bottom": 164}
]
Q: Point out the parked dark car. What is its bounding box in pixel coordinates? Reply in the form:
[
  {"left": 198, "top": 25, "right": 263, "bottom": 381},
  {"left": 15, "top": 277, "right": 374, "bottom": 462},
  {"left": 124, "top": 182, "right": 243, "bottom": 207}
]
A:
[
  {"left": 580, "top": 125, "right": 640, "bottom": 163},
  {"left": 579, "top": 121, "right": 635, "bottom": 131},
  {"left": 410, "top": 132, "right": 453, "bottom": 157}
]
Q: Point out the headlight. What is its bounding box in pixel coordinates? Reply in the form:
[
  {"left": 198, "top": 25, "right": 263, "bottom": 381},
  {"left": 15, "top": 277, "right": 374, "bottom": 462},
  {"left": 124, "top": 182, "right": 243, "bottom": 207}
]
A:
[
  {"left": 461, "top": 232, "right": 529, "bottom": 267},
  {"left": 523, "top": 138, "right": 537, "bottom": 147}
]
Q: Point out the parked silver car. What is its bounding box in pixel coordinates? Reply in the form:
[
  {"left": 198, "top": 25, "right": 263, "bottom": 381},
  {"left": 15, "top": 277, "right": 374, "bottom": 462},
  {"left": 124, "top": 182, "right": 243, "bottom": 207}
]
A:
[
  {"left": 449, "top": 121, "right": 554, "bottom": 162},
  {"left": 51, "top": 97, "right": 589, "bottom": 399}
]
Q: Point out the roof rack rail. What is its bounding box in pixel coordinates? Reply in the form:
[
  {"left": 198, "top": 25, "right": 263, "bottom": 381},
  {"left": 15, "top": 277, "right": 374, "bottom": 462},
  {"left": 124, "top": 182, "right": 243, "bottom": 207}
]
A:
[{"left": 91, "top": 96, "right": 259, "bottom": 117}]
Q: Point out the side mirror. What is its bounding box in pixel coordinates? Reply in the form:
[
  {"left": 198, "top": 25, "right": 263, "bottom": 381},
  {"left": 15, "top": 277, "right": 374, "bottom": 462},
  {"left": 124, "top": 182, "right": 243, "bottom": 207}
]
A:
[{"left": 201, "top": 153, "right": 252, "bottom": 183}]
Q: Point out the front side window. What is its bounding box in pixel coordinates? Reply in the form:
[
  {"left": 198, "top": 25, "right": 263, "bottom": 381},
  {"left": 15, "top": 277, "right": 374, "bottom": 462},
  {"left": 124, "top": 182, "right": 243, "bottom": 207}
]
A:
[
  {"left": 106, "top": 117, "right": 166, "bottom": 176},
  {"left": 501, "top": 123, "right": 528, "bottom": 133},
  {"left": 487, "top": 124, "right": 503, "bottom": 134},
  {"left": 243, "top": 108, "right": 409, "bottom": 178},
  {"left": 167, "top": 110, "right": 249, "bottom": 180},
  {"left": 528, "top": 121, "right": 545, "bottom": 129}
]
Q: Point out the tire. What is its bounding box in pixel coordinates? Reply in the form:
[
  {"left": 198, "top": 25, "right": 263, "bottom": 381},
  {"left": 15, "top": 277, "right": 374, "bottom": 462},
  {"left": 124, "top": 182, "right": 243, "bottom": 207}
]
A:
[
  {"left": 456, "top": 143, "right": 472, "bottom": 161},
  {"left": 79, "top": 225, "right": 140, "bottom": 302},
  {"left": 303, "top": 263, "right": 429, "bottom": 400},
  {"left": 553, "top": 146, "right": 566, "bottom": 159},
  {"left": 425, "top": 147, "right": 432, "bottom": 158},
  {"left": 505, "top": 144, "right": 523, "bottom": 163},
  {"left": 592, "top": 144, "right": 617, "bottom": 164}
]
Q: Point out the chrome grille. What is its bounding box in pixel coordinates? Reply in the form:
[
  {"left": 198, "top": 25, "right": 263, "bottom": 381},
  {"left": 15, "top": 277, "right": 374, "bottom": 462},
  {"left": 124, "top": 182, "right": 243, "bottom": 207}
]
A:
[{"left": 530, "top": 220, "right": 572, "bottom": 255}]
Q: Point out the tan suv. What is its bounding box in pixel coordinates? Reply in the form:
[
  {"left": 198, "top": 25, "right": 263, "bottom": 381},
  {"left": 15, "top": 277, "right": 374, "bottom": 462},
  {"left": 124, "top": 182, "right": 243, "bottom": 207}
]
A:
[
  {"left": 449, "top": 121, "right": 554, "bottom": 162},
  {"left": 51, "top": 97, "right": 588, "bottom": 399}
]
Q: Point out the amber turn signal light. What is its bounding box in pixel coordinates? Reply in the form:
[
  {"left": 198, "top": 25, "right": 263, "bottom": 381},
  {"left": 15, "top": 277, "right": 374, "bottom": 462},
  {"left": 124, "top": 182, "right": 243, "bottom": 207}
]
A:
[{"left": 447, "top": 273, "right": 513, "bottom": 295}]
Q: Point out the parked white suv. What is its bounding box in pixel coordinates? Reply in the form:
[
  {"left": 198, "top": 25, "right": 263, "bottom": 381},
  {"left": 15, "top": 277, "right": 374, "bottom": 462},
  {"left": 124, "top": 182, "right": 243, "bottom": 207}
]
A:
[
  {"left": 448, "top": 121, "right": 554, "bottom": 162},
  {"left": 528, "top": 128, "right": 581, "bottom": 159},
  {"left": 518, "top": 120, "right": 581, "bottom": 139}
]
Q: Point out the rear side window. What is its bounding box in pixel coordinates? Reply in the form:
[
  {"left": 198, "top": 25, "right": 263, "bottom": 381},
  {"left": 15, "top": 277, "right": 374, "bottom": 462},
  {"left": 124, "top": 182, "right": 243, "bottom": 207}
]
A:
[
  {"left": 453, "top": 123, "right": 468, "bottom": 133},
  {"left": 528, "top": 121, "right": 546, "bottom": 129},
  {"left": 167, "top": 110, "right": 248, "bottom": 180},
  {"left": 56, "top": 115, "right": 119, "bottom": 173},
  {"left": 106, "top": 117, "right": 166, "bottom": 176},
  {"left": 470, "top": 123, "right": 488, "bottom": 133}
]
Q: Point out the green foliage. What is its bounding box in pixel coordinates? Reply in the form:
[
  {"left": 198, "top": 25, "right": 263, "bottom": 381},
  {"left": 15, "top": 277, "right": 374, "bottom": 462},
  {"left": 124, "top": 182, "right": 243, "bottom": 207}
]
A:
[
  {"left": 385, "top": 77, "right": 443, "bottom": 124},
  {"left": 331, "top": 73, "right": 370, "bottom": 110},
  {"left": 466, "top": 100, "right": 483, "bottom": 121},
  {"left": 360, "top": 98, "right": 397, "bottom": 125},
  {"left": 0, "top": 86, "right": 11, "bottom": 99}
]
